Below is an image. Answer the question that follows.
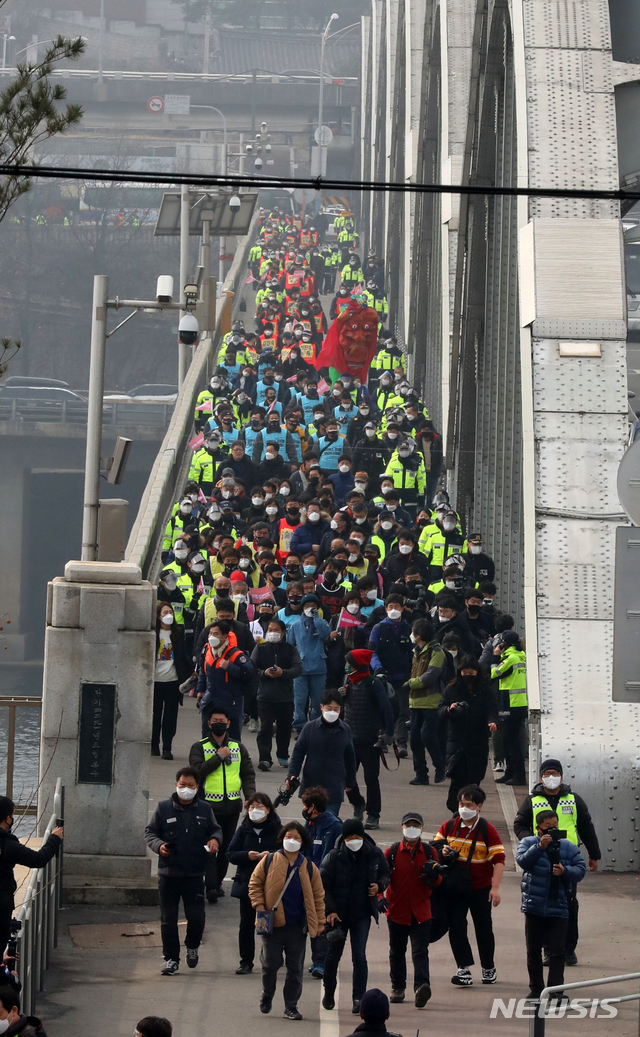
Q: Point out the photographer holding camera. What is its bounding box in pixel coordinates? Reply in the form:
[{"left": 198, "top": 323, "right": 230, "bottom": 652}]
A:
[
  {"left": 438, "top": 656, "right": 498, "bottom": 812},
  {"left": 0, "top": 797, "right": 63, "bottom": 959},
  {"left": 515, "top": 809, "right": 586, "bottom": 1003},
  {"left": 342, "top": 649, "right": 395, "bottom": 831}
]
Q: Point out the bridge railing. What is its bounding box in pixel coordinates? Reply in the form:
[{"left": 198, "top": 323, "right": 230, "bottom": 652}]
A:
[
  {"left": 15, "top": 777, "right": 64, "bottom": 1016},
  {"left": 0, "top": 397, "right": 175, "bottom": 429},
  {"left": 124, "top": 217, "right": 257, "bottom": 579}
]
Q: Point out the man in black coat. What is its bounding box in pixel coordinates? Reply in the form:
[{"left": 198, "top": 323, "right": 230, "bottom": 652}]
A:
[
  {"left": 431, "top": 594, "right": 474, "bottom": 654},
  {"left": 287, "top": 689, "right": 357, "bottom": 816},
  {"left": 342, "top": 650, "right": 395, "bottom": 831},
  {"left": 320, "top": 820, "right": 390, "bottom": 1013},
  {"left": 438, "top": 661, "right": 498, "bottom": 812},
  {"left": 145, "top": 767, "right": 222, "bottom": 975},
  {"left": 251, "top": 619, "right": 303, "bottom": 769},
  {"left": 342, "top": 988, "right": 402, "bottom": 1037},
  {"left": 214, "top": 444, "right": 261, "bottom": 493},
  {"left": 0, "top": 797, "right": 63, "bottom": 957}
]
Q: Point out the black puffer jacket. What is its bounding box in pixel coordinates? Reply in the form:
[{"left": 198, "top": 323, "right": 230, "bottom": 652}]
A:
[
  {"left": 320, "top": 832, "right": 390, "bottom": 923},
  {"left": 144, "top": 793, "right": 222, "bottom": 878},
  {"left": 226, "top": 809, "right": 282, "bottom": 897},
  {"left": 251, "top": 640, "right": 303, "bottom": 703}
]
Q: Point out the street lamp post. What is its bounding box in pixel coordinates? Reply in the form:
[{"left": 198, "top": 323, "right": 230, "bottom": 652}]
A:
[
  {"left": 318, "top": 13, "right": 338, "bottom": 164},
  {"left": 98, "top": 0, "right": 105, "bottom": 84},
  {"left": 190, "top": 104, "right": 229, "bottom": 289},
  {"left": 1, "top": 35, "right": 15, "bottom": 69}
]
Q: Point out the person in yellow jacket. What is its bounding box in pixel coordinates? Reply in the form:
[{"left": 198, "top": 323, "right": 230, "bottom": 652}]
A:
[{"left": 491, "top": 631, "right": 527, "bottom": 786}]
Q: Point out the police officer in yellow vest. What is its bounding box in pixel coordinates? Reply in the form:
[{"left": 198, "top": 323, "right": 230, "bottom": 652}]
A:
[
  {"left": 490, "top": 631, "right": 527, "bottom": 787},
  {"left": 514, "top": 758, "right": 601, "bottom": 965},
  {"left": 189, "top": 707, "right": 256, "bottom": 903}
]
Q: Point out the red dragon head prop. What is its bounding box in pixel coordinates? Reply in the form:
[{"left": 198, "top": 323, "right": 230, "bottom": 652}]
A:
[{"left": 313, "top": 298, "right": 379, "bottom": 378}]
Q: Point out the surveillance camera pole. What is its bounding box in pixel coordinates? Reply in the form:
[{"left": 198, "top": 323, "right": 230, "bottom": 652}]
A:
[{"left": 82, "top": 275, "right": 194, "bottom": 561}]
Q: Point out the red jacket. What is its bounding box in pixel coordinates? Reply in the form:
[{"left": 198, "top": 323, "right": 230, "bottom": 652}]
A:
[{"left": 384, "top": 839, "right": 441, "bottom": 925}]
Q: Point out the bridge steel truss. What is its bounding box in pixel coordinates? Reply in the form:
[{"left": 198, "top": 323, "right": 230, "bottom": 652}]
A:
[{"left": 360, "top": 0, "right": 640, "bottom": 870}]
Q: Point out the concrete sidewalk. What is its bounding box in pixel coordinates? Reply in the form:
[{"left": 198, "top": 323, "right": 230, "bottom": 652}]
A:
[{"left": 36, "top": 699, "right": 640, "bottom": 1036}]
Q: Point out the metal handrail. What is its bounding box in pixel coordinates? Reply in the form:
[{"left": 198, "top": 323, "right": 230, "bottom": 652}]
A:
[
  {"left": 530, "top": 971, "right": 640, "bottom": 1036},
  {"left": 15, "top": 778, "right": 64, "bottom": 1016}
]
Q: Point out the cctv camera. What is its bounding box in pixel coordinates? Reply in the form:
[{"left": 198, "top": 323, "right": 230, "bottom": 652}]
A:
[
  {"left": 246, "top": 143, "right": 253, "bottom": 153},
  {"left": 254, "top": 157, "right": 263, "bottom": 170},
  {"left": 156, "top": 275, "right": 174, "bottom": 303},
  {"left": 265, "top": 143, "right": 272, "bottom": 153},
  {"left": 178, "top": 312, "right": 199, "bottom": 346},
  {"left": 229, "top": 194, "right": 241, "bottom": 214}
]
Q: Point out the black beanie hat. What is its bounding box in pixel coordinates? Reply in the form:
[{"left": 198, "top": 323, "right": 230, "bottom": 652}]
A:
[
  {"left": 342, "top": 819, "right": 365, "bottom": 840},
  {"left": 540, "top": 758, "right": 563, "bottom": 776}
]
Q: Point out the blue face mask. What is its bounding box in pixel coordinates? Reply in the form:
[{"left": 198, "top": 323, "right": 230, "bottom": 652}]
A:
[{"left": 303, "top": 565, "right": 316, "bottom": 576}]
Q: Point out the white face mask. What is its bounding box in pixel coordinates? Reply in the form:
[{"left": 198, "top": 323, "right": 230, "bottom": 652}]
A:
[
  {"left": 387, "top": 608, "right": 402, "bottom": 620},
  {"left": 176, "top": 785, "right": 198, "bottom": 801},
  {"left": 174, "top": 546, "right": 188, "bottom": 560},
  {"left": 469, "top": 545, "right": 481, "bottom": 554},
  {"left": 180, "top": 503, "right": 192, "bottom": 515},
  {"left": 283, "top": 838, "right": 302, "bottom": 853},
  {"left": 266, "top": 505, "right": 278, "bottom": 515},
  {"left": 221, "top": 490, "right": 231, "bottom": 499},
  {"left": 330, "top": 519, "right": 339, "bottom": 530},
  {"left": 232, "top": 594, "right": 246, "bottom": 603},
  {"left": 161, "top": 613, "right": 174, "bottom": 626},
  {"left": 164, "top": 574, "right": 178, "bottom": 592},
  {"left": 542, "top": 774, "right": 562, "bottom": 791},
  {"left": 346, "top": 602, "right": 360, "bottom": 614},
  {"left": 399, "top": 544, "right": 412, "bottom": 555},
  {"left": 448, "top": 648, "right": 458, "bottom": 656},
  {"left": 264, "top": 492, "right": 273, "bottom": 500},
  {"left": 322, "top": 709, "right": 340, "bottom": 723},
  {"left": 209, "top": 635, "right": 221, "bottom": 648},
  {"left": 280, "top": 486, "right": 290, "bottom": 496},
  {"left": 398, "top": 448, "right": 411, "bottom": 458},
  {"left": 354, "top": 516, "right": 366, "bottom": 525},
  {"left": 458, "top": 805, "right": 478, "bottom": 823},
  {"left": 403, "top": 826, "right": 422, "bottom": 841},
  {"left": 265, "top": 452, "right": 276, "bottom": 462},
  {"left": 443, "top": 519, "right": 456, "bottom": 531},
  {"left": 249, "top": 807, "right": 267, "bottom": 822},
  {"left": 365, "top": 428, "right": 376, "bottom": 438},
  {"left": 348, "top": 553, "right": 359, "bottom": 563},
  {"left": 355, "top": 482, "right": 367, "bottom": 491},
  {"left": 387, "top": 432, "right": 398, "bottom": 440},
  {"left": 308, "top": 512, "right": 320, "bottom": 523},
  {"left": 239, "top": 559, "right": 250, "bottom": 569},
  {"left": 346, "top": 838, "right": 363, "bottom": 852},
  {"left": 410, "top": 633, "right": 417, "bottom": 644},
  {"left": 338, "top": 464, "right": 350, "bottom": 473},
  {"left": 445, "top": 580, "right": 457, "bottom": 590},
  {"left": 380, "top": 521, "right": 393, "bottom": 531},
  {"left": 303, "top": 607, "right": 315, "bottom": 617},
  {"left": 366, "top": 589, "right": 378, "bottom": 600},
  {"left": 191, "top": 562, "right": 205, "bottom": 574},
  {"left": 266, "top": 630, "right": 281, "bottom": 643}
]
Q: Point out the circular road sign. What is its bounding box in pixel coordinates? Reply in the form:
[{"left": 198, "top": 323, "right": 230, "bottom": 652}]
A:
[
  {"left": 148, "top": 96, "right": 164, "bottom": 114},
  {"left": 314, "top": 125, "right": 333, "bottom": 147}
]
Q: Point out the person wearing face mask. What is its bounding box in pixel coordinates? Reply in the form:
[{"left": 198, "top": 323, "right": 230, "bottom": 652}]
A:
[
  {"left": 0, "top": 797, "right": 62, "bottom": 960},
  {"left": 423, "top": 510, "right": 467, "bottom": 582},
  {"left": 381, "top": 812, "right": 443, "bottom": 1007},
  {"left": 368, "top": 596, "right": 414, "bottom": 757},
  {"left": 431, "top": 595, "right": 474, "bottom": 655},
  {"left": 251, "top": 619, "right": 303, "bottom": 770},
  {"left": 514, "top": 759, "right": 600, "bottom": 968},
  {"left": 315, "top": 563, "right": 346, "bottom": 616},
  {"left": 287, "top": 691, "right": 357, "bottom": 816},
  {"left": 276, "top": 580, "right": 306, "bottom": 629},
  {"left": 257, "top": 441, "right": 291, "bottom": 482},
  {"left": 189, "top": 708, "right": 256, "bottom": 904},
  {"left": 403, "top": 618, "right": 447, "bottom": 787},
  {"left": 145, "top": 766, "right": 222, "bottom": 975},
  {"left": 438, "top": 657, "right": 498, "bottom": 811},
  {"left": 175, "top": 552, "right": 211, "bottom": 658},
  {"left": 342, "top": 649, "right": 395, "bottom": 831},
  {"left": 249, "top": 822, "right": 325, "bottom": 1020},
  {"left": 289, "top": 500, "right": 330, "bottom": 556},
  {"left": 369, "top": 511, "right": 400, "bottom": 562},
  {"left": 433, "top": 784, "right": 505, "bottom": 987},
  {"left": 463, "top": 533, "right": 495, "bottom": 585},
  {"left": 251, "top": 415, "right": 298, "bottom": 467},
  {"left": 194, "top": 368, "right": 230, "bottom": 431},
  {"left": 327, "top": 455, "right": 355, "bottom": 507},
  {"left": 351, "top": 423, "right": 391, "bottom": 483},
  {"left": 383, "top": 437, "right": 426, "bottom": 520},
  {"left": 489, "top": 630, "right": 527, "bottom": 786},
  {"left": 189, "top": 430, "right": 229, "bottom": 498},
  {"left": 463, "top": 588, "right": 494, "bottom": 652},
  {"left": 286, "top": 594, "right": 331, "bottom": 733},
  {"left": 320, "top": 818, "right": 390, "bottom": 1014},
  {"left": 0, "top": 987, "right": 47, "bottom": 1037},
  {"left": 161, "top": 497, "right": 200, "bottom": 562},
  {"left": 376, "top": 376, "right": 404, "bottom": 415},
  {"left": 153, "top": 603, "right": 192, "bottom": 760},
  {"left": 157, "top": 566, "right": 187, "bottom": 627},
  {"left": 300, "top": 785, "right": 344, "bottom": 979},
  {"left": 195, "top": 620, "right": 256, "bottom": 741},
  {"left": 226, "top": 793, "right": 282, "bottom": 975},
  {"left": 384, "top": 531, "right": 431, "bottom": 586},
  {"left": 214, "top": 441, "right": 261, "bottom": 494},
  {"left": 346, "top": 401, "right": 375, "bottom": 445}
]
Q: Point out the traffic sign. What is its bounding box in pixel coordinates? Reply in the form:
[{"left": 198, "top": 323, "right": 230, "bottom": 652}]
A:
[
  {"left": 147, "top": 96, "right": 164, "bottom": 113},
  {"left": 314, "top": 125, "right": 333, "bottom": 147},
  {"left": 164, "top": 94, "right": 190, "bottom": 115}
]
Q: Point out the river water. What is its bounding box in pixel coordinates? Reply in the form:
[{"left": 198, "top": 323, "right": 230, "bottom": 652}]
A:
[{"left": 0, "top": 664, "right": 42, "bottom": 821}]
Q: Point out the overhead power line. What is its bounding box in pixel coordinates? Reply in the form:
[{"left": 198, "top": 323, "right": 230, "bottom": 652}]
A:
[{"left": 0, "top": 162, "right": 639, "bottom": 202}]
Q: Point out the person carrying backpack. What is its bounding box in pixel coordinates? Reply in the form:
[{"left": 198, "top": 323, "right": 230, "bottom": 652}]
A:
[
  {"left": 380, "top": 811, "right": 442, "bottom": 1007},
  {"left": 342, "top": 650, "right": 395, "bottom": 831},
  {"left": 432, "top": 784, "right": 505, "bottom": 987}
]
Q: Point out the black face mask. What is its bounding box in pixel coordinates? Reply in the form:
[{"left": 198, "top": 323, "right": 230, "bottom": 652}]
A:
[
  {"left": 287, "top": 508, "right": 300, "bottom": 519},
  {"left": 327, "top": 431, "right": 338, "bottom": 440},
  {"left": 467, "top": 605, "right": 481, "bottom": 617},
  {"left": 288, "top": 596, "right": 302, "bottom": 607},
  {"left": 216, "top": 588, "right": 230, "bottom": 598},
  {"left": 269, "top": 575, "right": 282, "bottom": 586},
  {"left": 323, "top": 572, "right": 337, "bottom": 588},
  {"left": 263, "top": 376, "right": 275, "bottom": 384},
  {"left": 209, "top": 722, "right": 228, "bottom": 737},
  {"left": 286, "top": 565, "right": 300, "bottom": 575},
  {"left": 302, "top": 807, "right": 314, "bottom": 821}
]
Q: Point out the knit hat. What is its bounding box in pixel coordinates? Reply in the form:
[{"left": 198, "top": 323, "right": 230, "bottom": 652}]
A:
[
  {"left": 540, "top": 759, "right": 563, "bottom": 776},
  {"left": 359, "top": 989, "right": 389, "bottom": 1022},
  {"left": 342, "top": 819, "right": 365, "bottom": 840},
  {"left": 300, "top": 593, "right": 320, "bottom": 608},
  {"left": 346, "top": 649, "right": 373, "bottom": 671},
  {"left": 230, "top": 570, "right": 246, "bottom": 584}
]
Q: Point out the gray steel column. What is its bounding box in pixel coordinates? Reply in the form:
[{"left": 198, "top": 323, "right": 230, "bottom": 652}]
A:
[{"left": 81, "top": 275, "right": 108, "bottom": 562}]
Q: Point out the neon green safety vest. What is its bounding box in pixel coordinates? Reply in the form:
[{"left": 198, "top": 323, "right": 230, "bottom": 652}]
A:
[
  {"left": 491, "top": 647, "right": 527, "bottom": 707},
  {"left": 201, "top": 738, "right": 243, "bottom": 803},
  {"left": 531, "top": 793, "right": 578, "bottom": 845}
]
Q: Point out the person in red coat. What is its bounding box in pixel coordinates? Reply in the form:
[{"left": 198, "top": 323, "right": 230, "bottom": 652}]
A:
[{"left": 381, "top": 811, "right": 441, "bottom": 1007}]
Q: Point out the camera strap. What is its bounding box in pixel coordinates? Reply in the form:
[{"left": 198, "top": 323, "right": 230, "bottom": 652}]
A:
[{"left": 381, "top": 743, "right": 401, "bottom": 771}]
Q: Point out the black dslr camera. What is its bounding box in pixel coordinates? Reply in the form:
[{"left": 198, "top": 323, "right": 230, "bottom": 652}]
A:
[
  {"left": 6, "top": 919, "right": 21, "bottom": 962},
  {"left": 274, "top": 776, "right": 300, "bottom": 808}
]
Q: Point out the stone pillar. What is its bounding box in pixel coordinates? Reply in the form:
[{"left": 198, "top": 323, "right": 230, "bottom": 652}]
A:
[{"left": 39, "top": 560, "right": 158, "bottom": 904}]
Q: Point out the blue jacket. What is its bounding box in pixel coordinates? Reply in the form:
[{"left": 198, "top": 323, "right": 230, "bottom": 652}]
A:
[
  {"left": 286, "top": 614, "right": 330, "bottom": 674},
  {"left": 328, "top": 470, "right": 355, "bottom": 506},
  {"left": 290, "top": 519, "right": 332, "bottom": 556},
  {"left": 305, "top": 810, "right": 343, "bottom": 866},
  {"left": 145, "top": 794, "right": 222, "bottom": 879},
  {"left": 196, "top": 640, "right": 256, "bottom": 719},
  {"left": 288, "top": 717, "right": 357, "bottom": 803},
  {"left": 516, "top": 836, "right": 586, "bottom": 917},
  {"left": 368, "top": 616, "right": 413, "bottom": 681}
]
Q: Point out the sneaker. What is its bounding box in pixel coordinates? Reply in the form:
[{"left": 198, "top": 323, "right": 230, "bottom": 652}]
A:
[
  {"left": 389, "top": 990, "right": 405, "bottom": 1003},
  {"left": 364, "top": 815, "right": 379, "bottom": 830},
  {"left": 565, "top": 952, "right": 578, "bottom": 966},
  {"left": 161, "top": 959, "right": 179, "bottom": 976},
  {"left": 206, "top": 889, "right": 218, "bottom": 904},
  {"left": 310, "top": 966, "right": 324, "bottom": 979},
  {"left": 451, "top": 968, "right": 473, "bottom": 986},
  {"left": 493, "top": 760, "right": 505, "bottom": 773},
  {"left": 186, "top": 948, "right": 199, "bottom": 969},
  {"left": 249, "top": 718, "right": 259, "bottom": 733},
  {"left": 481, "top": 967, "right": 497, "bottom": 984},
  {"left": 322, "top": 992, "right": 335, "bottom": 1011},
  {"left": 414, "top": 983, "right": 432, "bottom": 1007},
  {"left": 278, "top": 757, "right": 289, "bottom": 768},
  {"left": 409, "top": 776, "right": 429, "bottom": 785},
  {"left": 542, "top": 954, "right": 550, "bottom": 967},
  {"left": 151, "top": 747, "right": 161, "bottom": 757},
  {"left": 284, "top": 1008, "right": 303, "bottom": 1020},
  {"left": 495, "top": 774, "right": 511, "bottom": 784},
  {"left": 353, "top": 804, "right": 365, "bottom": 822},
  {"left": 236, "top": 963, "right": 253, "bottom": 974},
  {"left": 260, "top": 995, "right": 272, "bottom": 1014},
  {"left": 504, "top": 776, "right": 526, "bottom": 785},
  {"left": 258, "top": 760, "right": 272, "bottom": 771},
  {"left": 352, "top": 1000, "right": 361, "bottom": 1015},
  {"left": 434, "top": 767, "right": 446, "bottom": 784},
  {"left": 397, "top": 747, "right": 408, "bottom": 759},
  {"left": 161, "top": 749, "right": 173, "bottom": 760}
]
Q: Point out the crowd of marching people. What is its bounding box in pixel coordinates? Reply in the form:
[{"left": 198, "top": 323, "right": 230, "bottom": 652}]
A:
[{"left": 142, "top": 203, "right": 600, "bottom": 1019}]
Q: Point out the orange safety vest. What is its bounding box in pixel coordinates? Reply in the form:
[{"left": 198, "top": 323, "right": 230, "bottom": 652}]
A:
[{"left": 260, "top": 333, "right": 278, "bottom": 351}]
